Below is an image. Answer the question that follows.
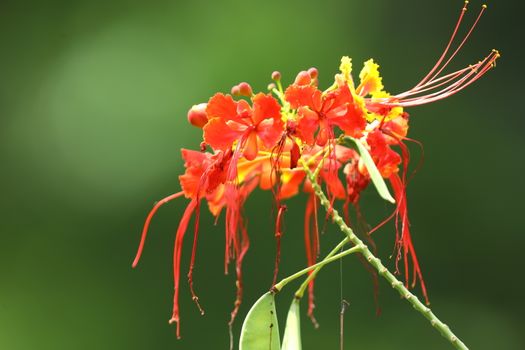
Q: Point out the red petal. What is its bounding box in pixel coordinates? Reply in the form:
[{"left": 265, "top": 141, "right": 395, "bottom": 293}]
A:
[
  {"left": 259, "top": 160, "right": 274, "bottom": 190},
  {"left": 316, "top": 123, "right": 331, "bottom": 146},
  {"left": 279, "top": 170, "right": 305, "bottom": 199},
  {"left": 179, "top": 149, "right": 211, "bottom": 198},
  {"left": 290, "top": 142, "right": 301, "bottom": 169},
  {"left": 243, "top": 132, "right": 258, "bottom": 161},
  {"left": 338, "top": 104, "right": 366, "bottom": 138},
  {"left": 367, "top": 130, "right": 402, "bottom": 178},
  {"left": 206, "top": 93, "right": 238, "bottom": 120},
  {"left": 203, "top": 117, "right": 244, "bottom": 151},
  {"left": 256, "top": 118, "right": 284, "bottom": 149},
  {"left": 252, "top": 93, "right": 281, "bottom": 125},
  {"left": 329, "top": 84, "right": 367, "bottom": 138},
  {"left": 285, "top": 85, "right": 320, "bottom": 109},
  {"left": 236, "top": 99, "right": 253, "bottom": 119},
  {"left": 383, "top": 116, "right": 409, "bottom": 143},
  {"left": 296, "top": 107, "right": 319, "bottom": 145}
]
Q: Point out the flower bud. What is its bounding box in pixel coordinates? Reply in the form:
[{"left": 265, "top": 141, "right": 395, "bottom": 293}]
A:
[
  {"left": 231, "top": 85, "right": 241, "bottom": 96},
  {"left": 294, "top": 70, "right": 311, "bottom": 86},
  {"left": 187, "top": 103, "right": 208, "bottom": 128},
  {"left": 238, "top": 82, "right": 253, "bottom": 97},
  {"left": 271, "top": 71, "right": 281, "bottom": 81},
  {"left": 267, "top": 83, "right": 276, "bottom": 91},
  {"left": 307, "top": 67, "right": 318, "bottom": 79}
]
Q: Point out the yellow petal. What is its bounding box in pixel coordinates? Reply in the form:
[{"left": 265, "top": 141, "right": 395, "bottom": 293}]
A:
[
  {"left": 339, "top": 56, "right": 353, "bottom": 80},
  {"left": 357, "top": 59, "right": 384, "bottom": 97}
]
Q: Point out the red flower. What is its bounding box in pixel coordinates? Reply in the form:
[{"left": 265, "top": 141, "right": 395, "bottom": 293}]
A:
[
  {"left": 366, "top": 130, "right": 402, "bottom": 179},
  {"left": 133, "top": 5, "right": 500, "bottom": 334},
  {"left": 285, "top": 82, "right": 366, "bottom": 145},
  {"left": 204, "top": 92, "right": 284, "bottom": 160}
]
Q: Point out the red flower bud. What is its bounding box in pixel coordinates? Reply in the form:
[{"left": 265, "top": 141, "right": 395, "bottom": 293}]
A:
[
  {"left": 294, "top": 70, "right": 311, "bottom": 86},
  {"left": 307, "top": 67, "right": 318, "bottom": 79},
  {"left": 231, "top": 85, "right": 241, "bottom": 96},
  {"left": 187, "top": 103, "right": 208, "bottom": 128},
  {"left": 271, "top": 71, "right": 281, "bottom": 81},
  {"left": 238, "top": 82, "right": 253, "bottom": 97}
]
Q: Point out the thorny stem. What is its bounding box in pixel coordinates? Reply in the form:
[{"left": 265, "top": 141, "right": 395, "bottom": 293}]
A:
[
  {"left": 272, "top": 245, "right": 361, "bottom": 292},
  {"left": 301, "top": 161, "right": 469, "bottom": 350}
]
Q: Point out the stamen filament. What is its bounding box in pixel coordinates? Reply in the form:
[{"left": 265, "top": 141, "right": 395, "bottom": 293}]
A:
[
  {"left": 132, "top": 191, "right": 185, "bottom": 268},
  {"left": 414, "top": 1, "right": 469, "bottom": 89}
]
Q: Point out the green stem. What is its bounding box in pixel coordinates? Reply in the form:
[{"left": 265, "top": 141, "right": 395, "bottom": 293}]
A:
[
  {"left": 301, "top": 162, "right": 469, "bottom": 350},
  {"left": 273, "top": 245, "right": 361, "bottom": 292},
  {"left": 295, "top": 237, "right": 349, "bottom": 299}
]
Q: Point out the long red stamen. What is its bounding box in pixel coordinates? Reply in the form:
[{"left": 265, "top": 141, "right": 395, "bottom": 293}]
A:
[
  {"left": 169, "top": 199, "right": 198, "bottom": 339},
  {"left": 312, "top": 193, "right": 320, "bottom": 256},
  {"left": 270, "top": 136, "right": 287, "bottom": 200},
  {"left": 187, "top": 200, "right": 205, "bottom": 315},
  {"left": 414, "top": 1, "right": 469, "bottom": 89},
  {"left": 425, "top": 4, "right": 487, "bottom": 85},
  {"left": 272, "top": 204, "right": 287, "bottom": 286},
  {"left": 391, "top": 50, "right": 499, "bottom": 107},
  {"left": 132, "top": 191, "right": 185, "bottom": 268},
  {"left": 304, "top": 196, "right": 314, "bottom": 269},
  {"left": 304, "top": 194, "right": 319, "bottom": 322},
  {"left": 396, "top": 66, "right": 472, "bottom": 99},
  {"left": 389, "top": 173, "right": 429, "bottom": 304},
  {"left": 369, "top": 3, "right": 499, "bottom": 110},
  {"left": 224, "top": 141, "right": 244, "bottom": 273},
  {"left": 229, "top": 222, "right": 250, "bottom": 326}
]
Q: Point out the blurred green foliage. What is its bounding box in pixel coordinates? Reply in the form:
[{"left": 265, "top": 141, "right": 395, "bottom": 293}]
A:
[{"left": 1, "top": 0, "right": 523, "bottom": 349}]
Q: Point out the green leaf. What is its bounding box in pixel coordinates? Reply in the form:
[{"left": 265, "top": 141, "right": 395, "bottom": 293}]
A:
[
  {"left": 281, "top": 299, "right": 302, "bottom": 350},
  {"left": 239, "top": 292, "right": 280, "bottom": 350},
  {"left": 344, "top": 136, "right": 395, "bottom": 204}
]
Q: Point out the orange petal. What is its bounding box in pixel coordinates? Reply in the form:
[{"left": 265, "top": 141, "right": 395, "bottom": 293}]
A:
[
  {"left": 243, "top": 132, "right": 258, "bottom": 161},
  {"left": 206, "top": 93, "right": 238, "bottom": 120},
  {"left": 252, "top": 93, "right": 281, "bottom": 125},
  {"left": 203, "top": 117, "right": 244, "bottom": 151}
]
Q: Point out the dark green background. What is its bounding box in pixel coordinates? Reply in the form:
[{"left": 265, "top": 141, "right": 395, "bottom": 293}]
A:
[{"left": 1, "top": 0, "right": 523, "bottom": 349}]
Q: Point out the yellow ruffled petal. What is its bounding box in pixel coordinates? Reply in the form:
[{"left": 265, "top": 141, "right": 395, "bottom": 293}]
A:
[
  {"left": 340, "top": 56, "right": 353, "bottom": 80},
  {"left": 357, "top": 59, "right": 384, "bottom": 97},
  {"left": 328, "top": 56, "right": 355, "bottom": 92}
]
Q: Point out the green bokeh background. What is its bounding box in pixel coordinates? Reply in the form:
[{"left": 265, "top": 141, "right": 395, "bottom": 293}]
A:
[{"left": 1, "top": 0, "right": 523, "bottom": 349}]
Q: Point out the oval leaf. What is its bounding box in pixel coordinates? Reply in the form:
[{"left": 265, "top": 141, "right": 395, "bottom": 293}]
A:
[
  {"left": 239, "top": 292, "right": 280, "bottom": 350},
  {"left": 281, "top": 299, "right": 302, "bottom": 350},
  {"left": 344, "top": 136, "right": 395, "bottom": 204}
]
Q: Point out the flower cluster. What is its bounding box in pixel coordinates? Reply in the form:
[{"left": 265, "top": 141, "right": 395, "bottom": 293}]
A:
[{"left": 132, "top": 1, "right": 499, "bottom": 338}]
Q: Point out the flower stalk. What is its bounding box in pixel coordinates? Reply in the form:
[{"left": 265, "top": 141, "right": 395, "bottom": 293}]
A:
[
  {"left": 301, "top": 161, "right": 469, "bottom": 350},
  {"left": 294, "top": 237, "right": 349, "bottom": 299},
  {"left": 273, "top": 244, "right": 360, "bottom": 293}
]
